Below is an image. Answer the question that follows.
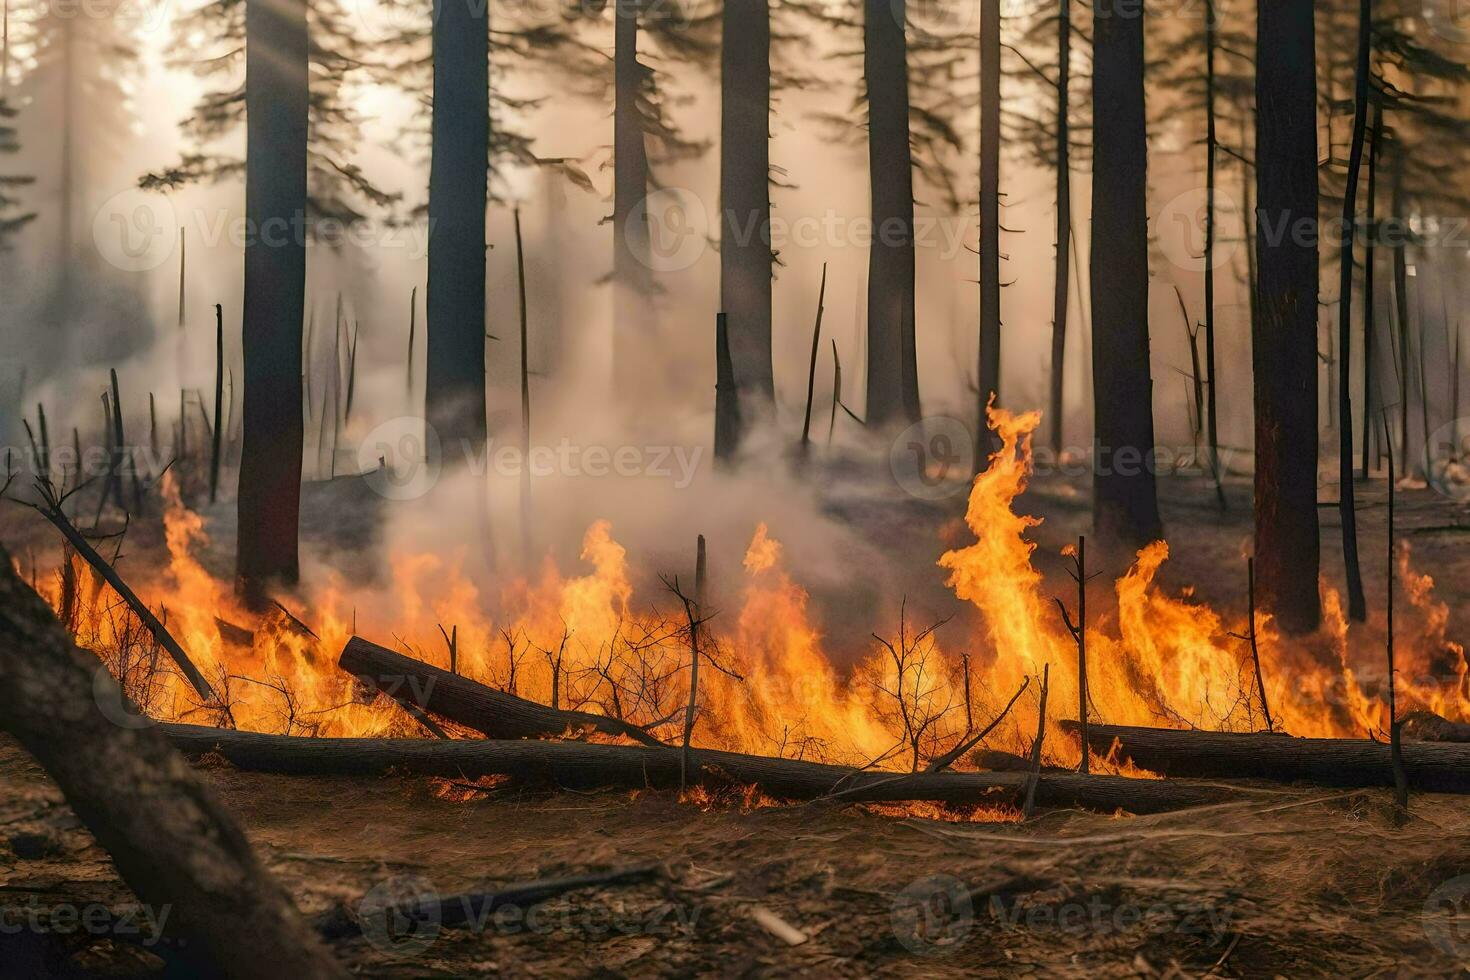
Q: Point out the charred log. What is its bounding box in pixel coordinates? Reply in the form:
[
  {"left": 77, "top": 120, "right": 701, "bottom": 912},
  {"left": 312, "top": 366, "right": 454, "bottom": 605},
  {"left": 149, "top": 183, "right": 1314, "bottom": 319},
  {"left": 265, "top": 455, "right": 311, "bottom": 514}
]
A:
[
  {"left": 159, "top": 724, "right": 1239, "bottom": 815},
  {"left": 0, "top": 544, "right": 344, "bottom": 979},
  {"left": 338, "top": 636, "right": 667, "bottom": 747},
  {"left": 1061, "top": 721, "right": 1470, "bottom": 792}
]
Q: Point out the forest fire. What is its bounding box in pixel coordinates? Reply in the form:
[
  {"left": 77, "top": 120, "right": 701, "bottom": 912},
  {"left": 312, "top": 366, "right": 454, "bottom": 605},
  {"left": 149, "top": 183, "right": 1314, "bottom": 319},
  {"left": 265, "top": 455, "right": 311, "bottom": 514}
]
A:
[{"left": 31, "top": 407, "right": 1469, "bottom": 769}]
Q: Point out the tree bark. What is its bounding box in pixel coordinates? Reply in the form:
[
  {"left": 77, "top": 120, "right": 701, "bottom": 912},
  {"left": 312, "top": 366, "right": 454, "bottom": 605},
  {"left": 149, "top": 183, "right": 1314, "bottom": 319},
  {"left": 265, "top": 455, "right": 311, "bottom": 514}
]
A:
[
  {"left": 1252, "top": 0, "right": 1321, "bottom": 634},
  {"left": 976, "top": 0, "right": 1001, "bottom": 463},
  {"left": 1090, "top": 0, "right": 1162, "bottom": 546},
  {"left": 721, "top": 0, "right": 774, "bottom": 420},
  {"left": 863, "top": 0, "right": 920, "bottom": 428},
  {"left": 1061, "top": 721, "right": 1470, "bottom": 793},
  {"left": 613, "top": 0, "right": 653, "bottom": 392},
  {"left": 338, "top": 636, "right": 667, "bottom": 747},
  {"left": 237, "top": 0, "right": 308, "bottom": 602},
  {"left": 1336, "top": 0, "right": 1371, "bottom": 622},
  {"left": 1047, "top": 0, "right": 1071, "bottom": 458},
  {"left": 159, "top": 724, "right": 1239, "bottom": 815},
  {"left": 0, "top": 545, "right": 345, "bottom": 979},
  {"left": 425, "top": 0, "right": 489, "bottom": 466},
  {"left": 1203, "top": 0, "right": 1225, "bottom": 510}
]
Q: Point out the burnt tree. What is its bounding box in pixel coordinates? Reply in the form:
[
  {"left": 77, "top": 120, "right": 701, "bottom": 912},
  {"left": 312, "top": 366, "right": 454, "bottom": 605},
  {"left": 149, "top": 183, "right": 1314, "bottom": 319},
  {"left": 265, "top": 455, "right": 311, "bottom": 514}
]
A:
[
  {"left": 863, "top": 0, "right": 920, "bottom": 427},
  {"left": 721, "top": 0, "right": 774, "bottom": 423},
  {"left": 237, "top": 0, "right": 308, "bottom": 601},
  {"left": 977, "top": 0, "right": 1001, "bottom": 462},
  {"left": 424, "top": 0, "right": 490, "bottom": 464},
  {"left": 1047, "top": 0, "right": 1071, "bottom": 457},
  {"left": 1090, "top": 0, "right": 1162, "bottom": 546},
  {"left": 1252, "top": 0, "right": 1320, "bottom": 634}
]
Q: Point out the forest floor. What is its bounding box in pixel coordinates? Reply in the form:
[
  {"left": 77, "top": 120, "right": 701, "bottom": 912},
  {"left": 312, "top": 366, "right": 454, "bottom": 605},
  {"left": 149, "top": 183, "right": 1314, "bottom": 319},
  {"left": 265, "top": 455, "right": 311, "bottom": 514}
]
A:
[{"left": 2, "top": 469, "right": 1470, "bottom": 977}]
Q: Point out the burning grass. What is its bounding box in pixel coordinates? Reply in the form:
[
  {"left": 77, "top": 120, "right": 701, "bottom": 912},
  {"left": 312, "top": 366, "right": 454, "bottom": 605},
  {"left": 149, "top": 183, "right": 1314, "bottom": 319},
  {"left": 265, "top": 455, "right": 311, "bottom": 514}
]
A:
[{"left": 15, "top": 408, "right": 1470, "bottom": 776}]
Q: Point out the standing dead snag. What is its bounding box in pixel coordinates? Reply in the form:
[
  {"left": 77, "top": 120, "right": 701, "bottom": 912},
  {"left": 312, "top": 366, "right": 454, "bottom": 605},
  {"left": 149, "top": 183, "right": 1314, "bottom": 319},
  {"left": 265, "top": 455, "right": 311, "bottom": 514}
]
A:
[
  {"left": 714, "top": 312, "right": 743, "bottom": 462},
  {"left": 1228, "top": 557, "right": 1274, "bottom": 731},
  {"left": 1053, "top": 535, "right": 1089, "bottom": 773},
  {"left": 1022, "top": 664, "right": 1050, "bottom": 819},
  {"left": 1382, "top": 415, "right": 1409, "bottom": 822},
  {"left": 0, "top": 544, "right": 345, "bottom": 979},
  {"left": 799, "top": 264, "right": 828, "bottom": 454},
  {"left": 210, "top": 303, "right": 224, "bottom": 504}
]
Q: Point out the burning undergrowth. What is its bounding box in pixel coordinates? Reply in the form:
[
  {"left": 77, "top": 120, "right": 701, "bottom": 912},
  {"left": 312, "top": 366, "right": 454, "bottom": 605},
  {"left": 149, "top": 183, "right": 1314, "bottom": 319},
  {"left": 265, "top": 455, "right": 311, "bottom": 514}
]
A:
[{"left": 18, "top": 408, "right": 1470, "bottom": 775}]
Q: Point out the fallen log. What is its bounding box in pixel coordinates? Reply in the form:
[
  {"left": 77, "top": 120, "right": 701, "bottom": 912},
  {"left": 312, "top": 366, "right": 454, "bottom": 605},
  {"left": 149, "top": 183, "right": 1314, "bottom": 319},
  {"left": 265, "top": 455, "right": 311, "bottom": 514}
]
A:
[
  {"left": 1400, "top": 711, "right": 1470, "bottom": 743},
  {"left": 0, "top": 544, "right": 344, "bottom": 979},
  {"left": 1060, "top": 721, "right": 1470, "bottom": 793},
  {"left": 338, "top": 636, "right": 666, "bottom": 747},
  {"left": 160, "top": 724, "right": 1240, "bottom": 815}
]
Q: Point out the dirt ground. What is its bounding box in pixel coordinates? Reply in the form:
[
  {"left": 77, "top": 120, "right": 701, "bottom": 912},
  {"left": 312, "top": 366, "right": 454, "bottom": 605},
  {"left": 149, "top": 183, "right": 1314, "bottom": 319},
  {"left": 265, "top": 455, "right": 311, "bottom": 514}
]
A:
[{"left": 2, "top": 470, "right": 1469, "bottom": 977}]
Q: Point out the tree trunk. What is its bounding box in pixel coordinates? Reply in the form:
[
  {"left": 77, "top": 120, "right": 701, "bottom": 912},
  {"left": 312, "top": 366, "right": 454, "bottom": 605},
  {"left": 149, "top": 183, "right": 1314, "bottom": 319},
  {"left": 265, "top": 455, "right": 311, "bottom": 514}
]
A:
[
  {"left": 0, "top": 545, "right": 345, "bottom": 980},
  {"left": 1061, "top": 721, "right": 1470, "bottom": 793},
  {"left": 714, "top": 312, "right": 744, "bottom": 460},
  {"left": 1252, "top": 0, "right": 1321, "bottom": 634},
  {"left": 721, "top": 0, "right": 774, "bottom": 421},
  {"left": 976, "top": 0, "right": 1002, "bottom": 463},
  {"left": 863, "top": 0, "right": 920, "bottom": 428},
  {"left": 1336, "top": 0, "right": 1371, "bottom": 622},
  {"left": 424, "top": 0, "right": 489, "bottom": 465},
  {"left": 1203, "top": 0, "right": 1225, "bottom": 510},
  {"left": 237, "top": 0, "right": 308, "bottom": 602},
  {"left": 613, "top": 0, "right": 653, "bottom": 393},
  {"left": 1361, "top": 104, "right": 1379, "bottom": 479},
  {"left": 1090, "top": 0, "right": 1162, "bottom": 546},
  {"left": 160, "top": 724, "right": 1239, "bottom": 815},
  {"left": 1047, "top": 0, "right": 1071, "bottom": 457},
  {"left": 338, "top": 636, "right": 667, "bottom": 746}
]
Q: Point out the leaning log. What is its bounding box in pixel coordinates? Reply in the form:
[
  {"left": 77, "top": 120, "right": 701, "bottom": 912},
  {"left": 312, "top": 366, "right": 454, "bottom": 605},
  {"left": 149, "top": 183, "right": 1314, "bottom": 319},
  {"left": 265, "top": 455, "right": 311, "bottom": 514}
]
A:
[
  {"left": 1061, "top": 720, "right": 1470, "bottom": 793},
  {"left": 1400, "top": 711, "right": 1470, "bottom": 743},
  {"left": 160, "top": 724, "right": 1240, "bottom": 815},
  {"left": 0, "top": 544, "right": 344, "bottom": 979},
  {"left": 338, "top": 636, "right": 666, "bottom": 747}
]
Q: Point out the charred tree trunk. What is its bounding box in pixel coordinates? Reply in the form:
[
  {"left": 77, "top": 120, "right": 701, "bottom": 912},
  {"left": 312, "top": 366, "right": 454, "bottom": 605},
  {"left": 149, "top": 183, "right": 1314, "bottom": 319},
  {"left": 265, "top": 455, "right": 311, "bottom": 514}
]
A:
[
  {"left": 1090, "top": 0, "right": 1162, "bottom": 546},
  {"left": 1047, "top": 0, "right": 1071, "bottom": 457},
  {"left": 613, "top": 0, "right": 653, "bottom": 391},
  {"left": 714, "top": 312, "right": 744, "bottom": 461},
  {"left": 424, "top": 0, "right": 489, "bottom": 465},
  {"left": 160, "top": 724, "right": 1238, "bottom": 815},
  {"left": 1203, "top": 0, "right": 1225, "bottom": 509},
  {"left": 0, "top": 545, "right": 345, "bottom": 979},
  {"left": 1361, "top": 105, "right": 1380, "bottom": 479},
  {"left": 338, "top": 636, "right": 667, "bottom": 746},
  {"left": 863, "top": 0, "right": 920, "bottom": 428},
  {"left": 1062, "top": 721, "right": 1470, "bottom": 793},
  {"left": 237, "top": 0, "right": 308, "bottom": 602},
  {"left": 1336, "top": 0, "right": 1370, "bottom": 622},
  {"left": 721, "top": 0, "right": 774, "bottom": 421},
  {"left": 1252, "top": 0, "right": 1321, "bottom": 634},
  {"left": 976, "top": 0, "right": 1002, "bottom": 463}
]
